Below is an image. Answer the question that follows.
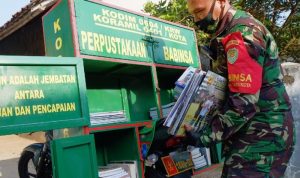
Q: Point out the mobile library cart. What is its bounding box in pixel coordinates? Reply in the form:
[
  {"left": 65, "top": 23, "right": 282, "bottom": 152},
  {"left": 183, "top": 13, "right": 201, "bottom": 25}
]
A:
[{"left": 0, "top": 0, "right": 222, "bottom": 177}]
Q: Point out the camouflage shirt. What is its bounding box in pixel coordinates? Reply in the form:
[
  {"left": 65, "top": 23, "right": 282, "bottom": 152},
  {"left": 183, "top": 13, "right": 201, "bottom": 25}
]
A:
[{"left": 199, "top": 8, "right": 294, "bottom": 155}]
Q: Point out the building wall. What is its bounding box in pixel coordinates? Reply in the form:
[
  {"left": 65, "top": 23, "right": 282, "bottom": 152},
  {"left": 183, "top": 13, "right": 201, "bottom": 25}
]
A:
[{"left": 0, "top": 15, "right": 45, "bottom": 56}]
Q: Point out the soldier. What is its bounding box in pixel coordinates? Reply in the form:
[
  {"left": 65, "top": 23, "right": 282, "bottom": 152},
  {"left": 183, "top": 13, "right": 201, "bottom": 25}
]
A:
[{"left": 184, "top": 0, "right": 295, "bottom": 177}]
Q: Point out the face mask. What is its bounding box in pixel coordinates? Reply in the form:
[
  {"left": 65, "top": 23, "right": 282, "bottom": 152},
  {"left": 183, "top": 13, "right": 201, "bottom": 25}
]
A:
[{"left": 195, "top": 12, "right": 218, "bottom": 34}]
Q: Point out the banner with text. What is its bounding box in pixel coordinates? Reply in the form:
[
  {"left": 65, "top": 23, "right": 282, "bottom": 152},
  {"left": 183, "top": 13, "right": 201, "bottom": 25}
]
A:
[
  {"left": 74, "top": 0, "right": 199, "bottom": 67},
  {"left": 0, "top": 56, "right": 89, "bottom": 135}
]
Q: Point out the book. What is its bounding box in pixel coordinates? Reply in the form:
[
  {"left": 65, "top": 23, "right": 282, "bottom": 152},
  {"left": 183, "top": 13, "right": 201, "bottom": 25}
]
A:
[
  {"left": 90, "top": 111, "right": 128, "bottom": 125},
  {"left": 109, "top": 160, "right": 138, "bottom": 178},
  {"left": 161, "top": 150, "right": 194, "bottom": 177},
  {"left": 173, "top": 71, "right": 206, "bottom": 136},
  {"left": 201, "top": 147, "right": 211, "bottom": 166},
  {"left": 165, "top": 71, "right": 204, "bottom": 133},
  {"left": 163, "top": 67, "right": 199, "bottom": 126},
  {"left": 163, "top": 71, "right": 196, "bottom": 127},
  {"left": 189, "top": 147, "right": 210, "bottom": 169},
  {"left": 149, "top": 102, "right": 175, "bottom": 120},
  {"left": 167, "top": 71, "right": 205, "bottom": 135},
  {"left": 193, "top": 71, "right": 227, "bottom": 132},
  {"left": 173, "top": 85, "right": 184, "bottom": 100},
  {"left": 98, "top": 166, "right": 129, "bottom": 178}
]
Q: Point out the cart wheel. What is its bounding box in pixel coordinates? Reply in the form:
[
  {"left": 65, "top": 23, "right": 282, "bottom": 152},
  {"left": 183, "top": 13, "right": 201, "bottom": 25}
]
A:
[{"left": 18, "top": 151, "right": 37, "bottom": 178}]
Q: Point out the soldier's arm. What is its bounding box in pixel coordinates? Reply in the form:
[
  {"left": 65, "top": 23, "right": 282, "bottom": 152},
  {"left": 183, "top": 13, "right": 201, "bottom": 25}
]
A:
[{"left": 199, "top": 24, "right": 266, "bottom": 146}]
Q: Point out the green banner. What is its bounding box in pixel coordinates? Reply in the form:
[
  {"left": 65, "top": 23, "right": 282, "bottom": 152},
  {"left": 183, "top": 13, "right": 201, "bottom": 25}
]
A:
[
  {"left": 74, "top": 0, "right": 199, "bottom": 67},
  {"left": 0, "top": 56, "right": 89, "bottom": 135}
]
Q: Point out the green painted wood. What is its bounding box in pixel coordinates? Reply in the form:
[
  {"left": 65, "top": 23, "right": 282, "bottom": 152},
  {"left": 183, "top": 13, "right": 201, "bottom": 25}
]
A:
[
  {"left": 51, "top": 135, "right": 98, "bottom": 178},
  {"left": 157, "top": 68, "right": 182, "bottom": 105},
  {"left": 86, "top": 75, "right": 124, "bottom": 113},
  {"left": 93, "top": 128, "right": 142, "bottom": 177},
  {"left": 86, "top": 68, "right": 156, "bottom": 123},
  {"left": 73, "top": 0, "right": 199, "bottom": 67},
  {"left": 121, "top": 73, "right": 156, "bottom": 122},
  {"left": 75, "top": 0, "right": 153, "bottom": 63},
  {"left": 0, "top": 56, "right": 89, "bottom": 135},
  {"left": 43, "top": 0, "right": 75, "bottom": 57}
]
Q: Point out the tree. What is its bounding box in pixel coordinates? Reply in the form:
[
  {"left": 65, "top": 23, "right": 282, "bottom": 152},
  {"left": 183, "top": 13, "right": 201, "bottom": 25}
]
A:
[
  {"left": 143, "top": 0, "right": 300, "bottom": 62},
  {"left": 143, "top": 0, "right": 210, "bottom": 45},
  {"left": 231, "top": 0, "right": 300, "bottom": 62}
]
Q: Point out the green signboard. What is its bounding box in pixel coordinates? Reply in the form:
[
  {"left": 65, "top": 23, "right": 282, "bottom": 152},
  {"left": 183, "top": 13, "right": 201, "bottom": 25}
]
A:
[
  {"left": 43, "top": 0, "right": 74, "bottom": 57},
  {"left": 0, "top": 56, "right": 89, "bottom": 135},
  {"left": 74, "top": 0, "right": 199, "bottom": 67}
]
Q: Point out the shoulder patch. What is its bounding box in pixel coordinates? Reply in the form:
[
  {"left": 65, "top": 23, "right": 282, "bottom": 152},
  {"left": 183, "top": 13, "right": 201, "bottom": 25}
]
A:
[
  {"left": 222, "top": 31, "right": 262, "bottom": 94},
  {"left": 227, "top": 48, "right": 238, "bottom": 64}
]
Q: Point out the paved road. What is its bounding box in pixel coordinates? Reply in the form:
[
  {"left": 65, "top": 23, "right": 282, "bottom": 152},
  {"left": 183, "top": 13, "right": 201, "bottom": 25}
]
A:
[{"left": 0, "top": 133, "right": 44, "bottom": 178}]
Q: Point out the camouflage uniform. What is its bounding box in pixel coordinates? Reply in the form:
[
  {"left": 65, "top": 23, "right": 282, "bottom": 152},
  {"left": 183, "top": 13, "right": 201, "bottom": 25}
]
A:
[{"left": 199, "top": 8, "right": 295, "bottom": 177}]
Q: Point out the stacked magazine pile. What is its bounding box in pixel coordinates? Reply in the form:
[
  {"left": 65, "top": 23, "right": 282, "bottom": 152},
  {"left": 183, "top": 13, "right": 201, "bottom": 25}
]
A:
[
  {"left": 98, "top": 166, "right": 129, "bottom": 178},
  {"left": 149, "top": 102, "right": 175, "bottom": 120},
  {"left": 90, "top": 111, "right": 128, "bottom": 125},
  {"left": 109, "top": 161, "right": 138, "bottom": 178},
  {"left": 189, "top": 147, "right": 211, "bottom": 169},
  {"left": 164, "top": 67, "right": 227, "bottom": 136},
  {"left": 98, "top": 161, "right": 138, "bottom": 178}
]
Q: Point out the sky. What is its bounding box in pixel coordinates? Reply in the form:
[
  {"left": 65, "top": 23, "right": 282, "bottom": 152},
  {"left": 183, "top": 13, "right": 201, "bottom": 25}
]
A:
[
  {"left": 0, "top": 0, "right": 160, "bottom": 27},
  {"left": 0, "top": 0, "right": 30, "bottom": 26}
]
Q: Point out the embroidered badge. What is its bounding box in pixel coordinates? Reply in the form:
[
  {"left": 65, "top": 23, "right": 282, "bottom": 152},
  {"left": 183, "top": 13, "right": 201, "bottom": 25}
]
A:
[{"left": 227, "top": 48, "right": 238, "bottom": 64}]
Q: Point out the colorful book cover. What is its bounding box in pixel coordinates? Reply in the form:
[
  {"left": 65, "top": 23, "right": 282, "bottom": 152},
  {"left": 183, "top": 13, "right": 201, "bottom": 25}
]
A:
[
  {"left": 175, "top": 66, "right": 196, "bottom": 88},
  {"left": 193, "top": 71, "right": 227, "bottom": 132}
]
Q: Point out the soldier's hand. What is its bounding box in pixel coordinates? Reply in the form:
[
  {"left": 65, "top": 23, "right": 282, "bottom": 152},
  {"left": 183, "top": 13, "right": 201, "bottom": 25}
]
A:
[{"left": 184, "top": 124, "right": 204, "bottom": 147}]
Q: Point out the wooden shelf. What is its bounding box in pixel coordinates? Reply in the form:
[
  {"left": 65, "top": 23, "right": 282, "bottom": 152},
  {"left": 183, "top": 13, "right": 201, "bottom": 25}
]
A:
[{"left": 84, "top": 120, "right": 152, "bottom": 134}]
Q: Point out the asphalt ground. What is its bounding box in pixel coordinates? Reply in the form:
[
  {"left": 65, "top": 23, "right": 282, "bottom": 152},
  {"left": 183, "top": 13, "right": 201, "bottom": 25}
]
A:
[{"left": 0, "top": 133, "right": 44, "bottom": 178}]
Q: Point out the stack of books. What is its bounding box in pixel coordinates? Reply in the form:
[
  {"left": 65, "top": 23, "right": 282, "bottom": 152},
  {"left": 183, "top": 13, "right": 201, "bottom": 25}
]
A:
[
  {"left": 90, "top": 111, "right": 128, "bottom": 125},
  {"left": 108, "top": 161, "right": 138, "bottom": 178},
  {"left": 149, "top": 102, "right": 175, "bottom": 120},
  {"left": 164, "top": 67, "right": 227, "bottom": 136},
  {"left": 189, "top": 147, "right": 211, "bottom": 169},
  {"left": 98, "top": 166, "right": 129, "bottom": 178},
  {"left": 98, "top": 161, "right": 138, "bottom": 178}
]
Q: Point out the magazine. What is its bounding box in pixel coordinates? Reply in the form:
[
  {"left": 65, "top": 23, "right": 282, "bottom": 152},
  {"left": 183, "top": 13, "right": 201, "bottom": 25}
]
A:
[
  {"left": 90, "top": 111, "right": 128, "bottom": 125},
  {"left": 167, "top": 71, "right": 205, "bottom": 135},
  {"left": 192, "top": 71, "right": 227, "bottom": 132},
  {"left": 169, "top": 71, "right": 206, "bottom": 135},
  {"left": 164, "top": 68, "right": 227, "bottom": 136},
  {"left": 98, "top": 166, "right": 129, "bottom": 178},
  {"left": 163, "top": 70, "right": 198, "bottom": 127},
  {"left": 108, "top": 160, "right": 138, "bottom": 178}
]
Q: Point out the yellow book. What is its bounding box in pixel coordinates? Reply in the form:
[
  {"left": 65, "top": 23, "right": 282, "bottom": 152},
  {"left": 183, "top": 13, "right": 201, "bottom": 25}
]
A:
[{"left": 176, "top": 103, "right": 199, "bottom": 136}]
